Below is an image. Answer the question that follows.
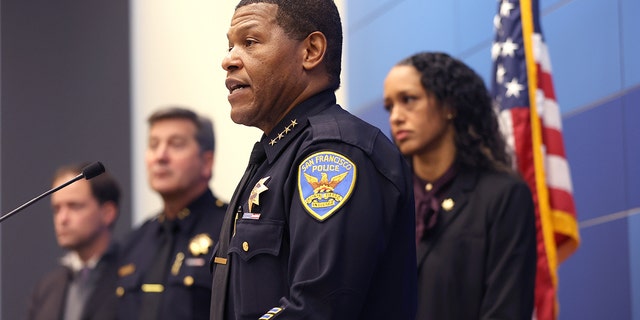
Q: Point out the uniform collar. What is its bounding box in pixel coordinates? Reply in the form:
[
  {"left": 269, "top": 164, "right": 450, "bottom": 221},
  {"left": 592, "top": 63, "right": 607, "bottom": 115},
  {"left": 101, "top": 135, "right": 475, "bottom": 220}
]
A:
[
  {"left": 155, "top": 188, "right": 215, "bottom": 234},
  {"left": 261, "top": 90, "right": 337, "bottom": 164}
]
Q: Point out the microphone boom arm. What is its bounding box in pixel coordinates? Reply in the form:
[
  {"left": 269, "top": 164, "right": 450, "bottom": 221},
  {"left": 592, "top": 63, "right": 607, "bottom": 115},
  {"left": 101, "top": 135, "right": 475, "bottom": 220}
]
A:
[{"left": 0, "top": 161, "right": 105, "bottom": 223}]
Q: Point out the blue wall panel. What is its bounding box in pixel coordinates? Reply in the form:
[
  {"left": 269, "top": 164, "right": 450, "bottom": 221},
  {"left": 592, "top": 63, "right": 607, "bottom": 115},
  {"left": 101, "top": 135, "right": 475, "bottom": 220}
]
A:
[
  {"left": 347, "top": 0, "right": 456, "bottom": 113},
  {"left": 454, "top": 0, "right": 495, "bottom": 53},
  {"left": 563, "top": 99, "right": 626, "bottom": 221},
  {"left": 558, "top": 218, "right": 631, "bottom": 320},
  {"left": 540, "top": 0, "right": 567, "bottom": 10},
  {"left": 624, "top": 87, "right": 640, "bottom": 320},
  {"left": 625, "top": 87, "right": 640, "bottom": 209},
  {"left": 631, "top": 213, "right": 640, "bottom": 320},
  {"left": 544, "top": 0, "right": 622, "bottom": 112},
  {"left": 621, "top": 0, "right": 640, "bottom": 88},
  {"left": 347, "top": 0, "right": 401, "bottom": 31}
]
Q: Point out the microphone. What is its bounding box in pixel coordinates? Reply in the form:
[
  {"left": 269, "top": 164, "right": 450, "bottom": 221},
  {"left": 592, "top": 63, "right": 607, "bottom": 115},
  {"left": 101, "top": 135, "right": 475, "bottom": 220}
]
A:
[
  {"left": 82, "top": 161, "right": 106, "bottom": 179},
  {"left": 0, "top": 161, "right": 106, "bottom": 223}
]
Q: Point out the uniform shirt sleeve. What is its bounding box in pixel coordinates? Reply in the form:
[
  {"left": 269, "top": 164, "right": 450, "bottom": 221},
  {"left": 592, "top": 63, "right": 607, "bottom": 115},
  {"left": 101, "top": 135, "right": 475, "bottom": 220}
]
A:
[{"left": 265, "top": 143, "right": 410, "bottom": 319}]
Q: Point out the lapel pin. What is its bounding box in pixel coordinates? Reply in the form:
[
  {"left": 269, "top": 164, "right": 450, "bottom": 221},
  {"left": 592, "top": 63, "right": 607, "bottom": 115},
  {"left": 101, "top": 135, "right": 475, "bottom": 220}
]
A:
[{"left": 441, "top": 198, "right": 455, "bottom": 211}]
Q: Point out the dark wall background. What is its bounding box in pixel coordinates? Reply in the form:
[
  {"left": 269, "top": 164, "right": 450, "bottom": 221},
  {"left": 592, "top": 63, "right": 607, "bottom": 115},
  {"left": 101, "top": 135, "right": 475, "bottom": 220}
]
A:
[{"left": 0, "top": 1, "right": 131, "bottom": 319}]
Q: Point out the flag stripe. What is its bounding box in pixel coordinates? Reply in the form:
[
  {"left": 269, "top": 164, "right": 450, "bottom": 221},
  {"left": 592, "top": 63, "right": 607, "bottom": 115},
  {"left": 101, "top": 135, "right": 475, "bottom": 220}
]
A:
[
  {"left": 545, "top": 155, "right": 573, "bottom": 192},
  {"left": 534, "top": 34, "right": 553, "bottom": 74},
  {"left": 509, "top": 108, "right": 534, "bottom": 177},
  {"left": 540, "top": 95, "right": 562, "bottom": 131},
  {"left": 538, "top": 71, "right": 557, "bottom": 100},
  {"left": 543, "top": 128, "right": 567, "bottom": 158},
  {"left": 548, "top": 188, "right": 577, "bottom": 219}
]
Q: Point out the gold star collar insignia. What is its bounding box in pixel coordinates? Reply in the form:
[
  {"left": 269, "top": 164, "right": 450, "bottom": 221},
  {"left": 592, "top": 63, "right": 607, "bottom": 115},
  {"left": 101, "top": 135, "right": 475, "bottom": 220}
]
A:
[{"left": 269, "top": 119, "right": 298, "bottom": 146}]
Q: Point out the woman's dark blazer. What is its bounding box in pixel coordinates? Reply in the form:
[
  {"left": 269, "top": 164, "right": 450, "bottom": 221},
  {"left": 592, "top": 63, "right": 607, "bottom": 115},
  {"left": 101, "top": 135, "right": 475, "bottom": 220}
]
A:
[{"left": 416, "top": 168, "right": 537, "bottom": 319}]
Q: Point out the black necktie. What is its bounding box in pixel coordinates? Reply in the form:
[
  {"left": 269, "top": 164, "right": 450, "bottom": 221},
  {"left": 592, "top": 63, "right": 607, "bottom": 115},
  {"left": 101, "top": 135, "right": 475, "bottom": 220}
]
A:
[
  {"left": 210, "top": 142, "right": 266, "bottom": 320},
  {"left": 139, "top": 220, "right": 176, "bottom": 320}
]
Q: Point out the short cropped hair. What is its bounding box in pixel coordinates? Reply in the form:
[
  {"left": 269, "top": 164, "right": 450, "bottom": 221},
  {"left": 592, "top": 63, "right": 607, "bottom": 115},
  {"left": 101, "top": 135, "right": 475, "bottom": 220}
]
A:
[
  {"left": 53, "top": 163, "right": 121, "bottom": 208},
  {"left": 147, "top": 106, "right": 215, "bottom": 153},
  {"left": 236, "top": 0, "right": 343, "bottom": 91}
]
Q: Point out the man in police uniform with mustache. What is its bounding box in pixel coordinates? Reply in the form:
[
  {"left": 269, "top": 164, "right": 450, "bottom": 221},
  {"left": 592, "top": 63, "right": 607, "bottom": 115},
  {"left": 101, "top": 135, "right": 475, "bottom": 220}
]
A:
[{"left": 117, "top": 107, "right": 227, "bottom": 320}]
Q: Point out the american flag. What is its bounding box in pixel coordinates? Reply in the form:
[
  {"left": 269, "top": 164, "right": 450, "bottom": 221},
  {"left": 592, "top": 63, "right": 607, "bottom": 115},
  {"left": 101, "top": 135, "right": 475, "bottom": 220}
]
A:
[{"left": 490, "top": 0, "right": 580, "bottom": 319}]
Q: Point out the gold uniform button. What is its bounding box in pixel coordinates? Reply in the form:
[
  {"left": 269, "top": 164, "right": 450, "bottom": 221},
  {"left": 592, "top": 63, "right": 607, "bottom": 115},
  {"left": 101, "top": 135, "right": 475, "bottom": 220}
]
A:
[
  {"left": 425, "top": 183, "right": 433, "bottom": 191},
  {"left": 216, "top": 199, "right": 224, "bottom": 207},
  {"left": 242, "top": 241, "right": 249, "bottom": 252},
  {"left": 183, "top": 276, "right": 194, "bottom": 287},
  {"left": 116, "top": 287, "right": 125, "bottom": 297}
]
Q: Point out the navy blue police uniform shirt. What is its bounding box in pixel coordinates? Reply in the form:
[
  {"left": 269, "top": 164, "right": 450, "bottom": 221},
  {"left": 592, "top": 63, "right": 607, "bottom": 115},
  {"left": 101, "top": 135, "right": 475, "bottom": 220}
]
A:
[
  {"left": 212, "top": 90, "right": 417, "bottom": 320},
  {"left": 117, "top": 189, "right": 227, "bottom": 320}
]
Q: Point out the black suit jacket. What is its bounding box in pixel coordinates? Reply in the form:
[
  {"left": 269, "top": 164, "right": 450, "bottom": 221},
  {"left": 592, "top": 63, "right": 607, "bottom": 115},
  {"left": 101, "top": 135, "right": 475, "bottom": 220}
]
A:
[
  {"left": 27, "top": 244, "right": 119, "bottom": 320},
  {"left": 416, "top": 168, "right": 537, "bottom": 319}
]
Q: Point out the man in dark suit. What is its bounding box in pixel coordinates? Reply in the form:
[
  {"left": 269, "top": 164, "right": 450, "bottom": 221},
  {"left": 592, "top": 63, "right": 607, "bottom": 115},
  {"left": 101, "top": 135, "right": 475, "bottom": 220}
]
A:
[{"left": 27, "top": 163, "right": 121, "bottom": 320}]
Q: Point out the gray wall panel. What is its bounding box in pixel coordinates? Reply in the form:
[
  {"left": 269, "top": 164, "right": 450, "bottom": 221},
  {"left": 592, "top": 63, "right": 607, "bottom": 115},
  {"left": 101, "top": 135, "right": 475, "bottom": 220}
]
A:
[{"left": 0, "top": 1, "right": 131, "bottom": 319}]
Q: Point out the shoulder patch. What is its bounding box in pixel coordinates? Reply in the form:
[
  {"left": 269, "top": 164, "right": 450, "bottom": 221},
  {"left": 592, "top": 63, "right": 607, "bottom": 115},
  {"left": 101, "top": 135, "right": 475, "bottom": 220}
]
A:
[{"left": 298, "top": 151, "right": 356, "bottom": 221}]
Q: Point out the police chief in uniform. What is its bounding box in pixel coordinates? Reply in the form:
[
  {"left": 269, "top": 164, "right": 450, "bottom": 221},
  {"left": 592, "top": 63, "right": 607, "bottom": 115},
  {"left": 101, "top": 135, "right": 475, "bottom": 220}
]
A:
[
  {"left": 117, "top": 107, "right": 227, "bottom": 320},
  {"left": 210, "top": 1, "right": 417, "bottom": 319}
]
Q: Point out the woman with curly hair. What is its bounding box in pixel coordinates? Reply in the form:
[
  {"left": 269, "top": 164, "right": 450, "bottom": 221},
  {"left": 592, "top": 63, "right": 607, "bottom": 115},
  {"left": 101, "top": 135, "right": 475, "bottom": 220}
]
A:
[{"left": 383, "top": 51, "right": 536, "bottom": 319}]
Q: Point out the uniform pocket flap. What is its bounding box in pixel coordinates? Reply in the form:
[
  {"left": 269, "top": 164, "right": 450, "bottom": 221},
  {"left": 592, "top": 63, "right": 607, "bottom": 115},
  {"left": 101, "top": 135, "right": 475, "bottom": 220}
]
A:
[{"left": 229, "top": 219, "right": 284, "bottom": 261}]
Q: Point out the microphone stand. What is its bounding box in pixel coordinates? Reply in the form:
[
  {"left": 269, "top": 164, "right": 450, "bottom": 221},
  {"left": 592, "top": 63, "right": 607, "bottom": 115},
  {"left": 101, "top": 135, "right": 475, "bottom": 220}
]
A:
[
  {"left": 0, "top": 161, "right": 104, "bottom": 223},
  {"left": 0, "top": 174, "right": 84, "bottom": 223}
]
